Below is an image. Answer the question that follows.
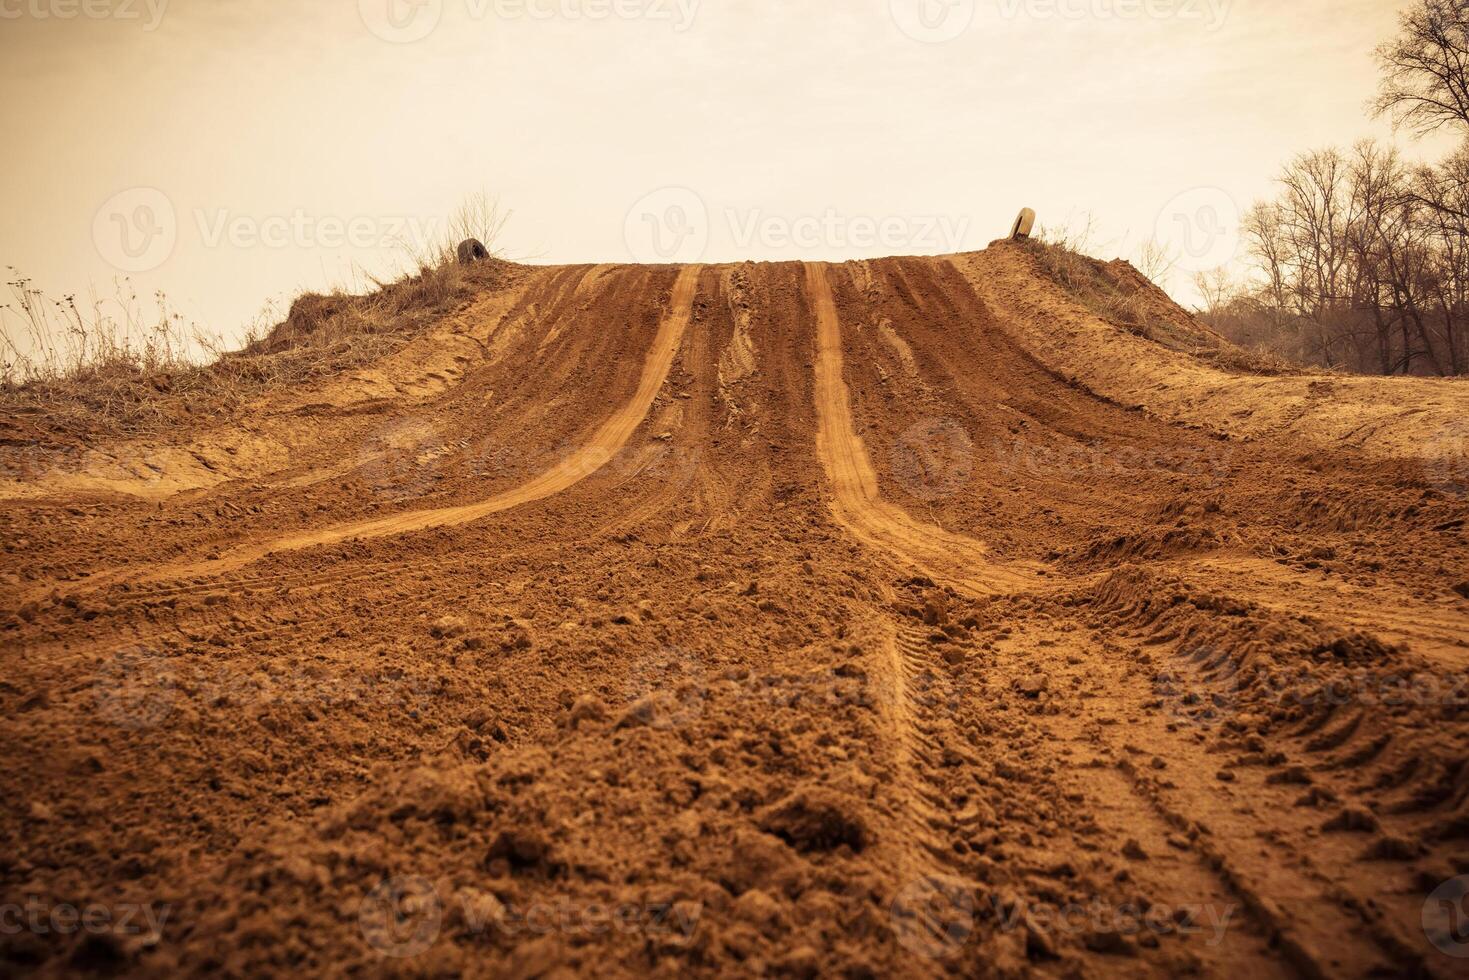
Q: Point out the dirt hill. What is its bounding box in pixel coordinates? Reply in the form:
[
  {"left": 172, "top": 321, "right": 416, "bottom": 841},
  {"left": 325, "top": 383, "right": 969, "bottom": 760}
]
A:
[{"left": 2, "top": 244, "right": 1468, "bottom": 977}]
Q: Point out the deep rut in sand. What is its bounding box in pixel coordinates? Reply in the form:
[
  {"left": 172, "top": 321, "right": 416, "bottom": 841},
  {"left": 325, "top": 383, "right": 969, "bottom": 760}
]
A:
[
  {"left": 805, "top": 261, "right": 1038, "bottom": 597},
  {"left": 50, "top": 266, "right": 702, "bottom": 593}
]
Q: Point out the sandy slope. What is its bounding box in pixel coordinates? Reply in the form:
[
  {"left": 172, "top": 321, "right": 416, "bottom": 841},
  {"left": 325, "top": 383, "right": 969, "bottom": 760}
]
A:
[{"left": 1, "top": 248, "right": 1468, "bottom": 978}]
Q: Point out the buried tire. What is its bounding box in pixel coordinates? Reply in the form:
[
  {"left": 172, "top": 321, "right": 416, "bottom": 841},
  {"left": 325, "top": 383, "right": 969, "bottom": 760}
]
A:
[
  {"left": 1010, "top": 208, "right": 1036, "bottom": 241},
  {"left": 456, "top": 238, "right": 490, "bottom": 265}
]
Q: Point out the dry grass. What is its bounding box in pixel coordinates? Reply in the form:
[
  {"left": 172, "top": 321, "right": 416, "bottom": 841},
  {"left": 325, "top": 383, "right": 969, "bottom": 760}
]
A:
[
  {"left": 1021, "top": 238, "right": 1300, "bottom": 377},
  {"left": 1, "top": 275, "right": 210, "bottom": 383},
  {"left": 0, "top": 196, "right": 512, "bottom": 441},
  {"left": 0, "top": 276, "right": 242, "bottom": 436},
  {"left": 1024, "top": 236, "right": 1167, "bottom": 338},
  {"left": 257, "top": 194, "right": 513, "bottom": 357}
]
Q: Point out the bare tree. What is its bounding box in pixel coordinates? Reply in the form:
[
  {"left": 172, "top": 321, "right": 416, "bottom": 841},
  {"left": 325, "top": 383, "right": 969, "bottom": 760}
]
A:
[
  {"left": 1215, "top": 3, "right": 1469, "bottom": 375},
  {"left": 1416, "top": 144, "right": 1469, "bottom": 372},
  {"left": 1192, "top": 267, "right": 1235, "bottom": 314},
  {"left": 1134, "top": 238, "right": 1178, "bottom": 286},
  {"left": 1269, "top": 149, "right": 1359, "bottom": 366},
  {"left": 1345, "top": 141, "right": 1419, "bottom": 373},
  {"left": 1231, "top": 141, "right": 1469, "bottom": 375},
  {"left": 1374, "top": 0, "right": 1469, "bottom": 137}
]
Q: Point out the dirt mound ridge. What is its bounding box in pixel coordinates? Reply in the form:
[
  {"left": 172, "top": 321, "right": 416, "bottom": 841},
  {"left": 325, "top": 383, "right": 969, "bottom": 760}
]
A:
[
  {"left": 1022, "top": 243, "right": 1238, "bottom": 359},
  {"left": 2, "top": 247, "right": 1468, "bottom": 977}
]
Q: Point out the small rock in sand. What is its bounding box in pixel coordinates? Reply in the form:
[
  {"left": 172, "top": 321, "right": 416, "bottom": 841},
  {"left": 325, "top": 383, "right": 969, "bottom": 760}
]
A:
[
  {"left": 1015, "top": 675, "right": 1048, "bottom": 699},
  {"left": 733, "top": 888, "right": 785, "bottom": 933},
  {"left": 774, "top": 946, "right": 821, "bottom": 980},
  {"left": 1083, "top": 927, "right": 1136, "bottom": 956},
  {"left": 757, "top": 788, "right": 870, "bottom": 853},
  {"left": 921, "top": 591, "right": 949, "bottom": 626},
  {"left": 487, "top": 828, "right": 554, "bottom": 870}
]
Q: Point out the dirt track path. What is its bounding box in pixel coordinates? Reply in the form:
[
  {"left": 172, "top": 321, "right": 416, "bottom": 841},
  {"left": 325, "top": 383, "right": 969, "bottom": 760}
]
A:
[
  {"left": 803, "top": 255, "right": 1468, "bottom": 976},
  {"left": 40, "top": 267, "right": 702, "bottom": 593},
  {"left": 806, "top": 262, "right": 1037, "bottom": 596},
  {"left": 2, "top": 251, "right": 1468, "bottom": 978},
  {"left": 195, "top": 267, "right": 697, "bottom": 569}
]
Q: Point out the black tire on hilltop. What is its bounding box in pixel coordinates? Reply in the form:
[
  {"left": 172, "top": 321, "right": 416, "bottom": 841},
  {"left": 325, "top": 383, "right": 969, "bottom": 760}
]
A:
[{"left": 456, "top": 238, "right": 490, "bottom": 265}]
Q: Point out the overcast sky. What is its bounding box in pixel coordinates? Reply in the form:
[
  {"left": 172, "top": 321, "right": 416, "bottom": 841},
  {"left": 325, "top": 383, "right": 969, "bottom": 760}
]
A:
[{"left": 0, "top": 0, "right": 1451, "bottom": 349}]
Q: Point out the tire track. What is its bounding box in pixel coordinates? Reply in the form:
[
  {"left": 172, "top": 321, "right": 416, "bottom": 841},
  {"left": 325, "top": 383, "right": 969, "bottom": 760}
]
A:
[
  {"left": 1172, "top": 555, "right": 1469, "bottom": 668},
  {"left": 868, "top": 615, "right": 980, "bottom": 970},
  {"left": 970, "top": 614, "right": 1316, "bottom": 975},
  {"left": 1027, "top": 611, "right": 1414, "bottom": 976},
  {"left": 54, "top": 267, "right": 702, "bottom": 593},
  {"left": 805, "top": 262, "right": 1039, "bottom": 597},
  {"left": 1115, "top": 757, "right": 1413, "bottom": 978}
]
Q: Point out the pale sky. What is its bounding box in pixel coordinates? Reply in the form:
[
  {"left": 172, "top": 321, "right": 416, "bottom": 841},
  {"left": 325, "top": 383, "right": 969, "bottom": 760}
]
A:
[{"left": 0, "top": 0, "right": 1448, "bottom": 350}]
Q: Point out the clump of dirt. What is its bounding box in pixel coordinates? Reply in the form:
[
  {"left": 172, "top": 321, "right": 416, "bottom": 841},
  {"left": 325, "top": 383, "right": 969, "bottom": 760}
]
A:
[{"left": 757, "top": 787, "right": 871, "bottom": 853}]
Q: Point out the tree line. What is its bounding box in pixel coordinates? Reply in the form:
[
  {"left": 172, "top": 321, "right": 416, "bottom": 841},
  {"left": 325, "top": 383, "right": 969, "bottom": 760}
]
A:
[{"left": 1202, "top": 0, "right": 1469, "bottom": 376}]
